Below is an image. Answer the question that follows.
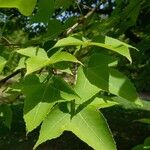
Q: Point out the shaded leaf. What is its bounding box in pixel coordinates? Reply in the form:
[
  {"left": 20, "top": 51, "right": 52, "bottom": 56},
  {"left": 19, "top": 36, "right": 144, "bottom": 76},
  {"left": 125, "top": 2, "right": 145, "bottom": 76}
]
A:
[
  {"left": 31, "top": 0, "right": 54, "bottom": 23},
  {"left": 85, "top": 67, "right": 139, "bottom": 102}
]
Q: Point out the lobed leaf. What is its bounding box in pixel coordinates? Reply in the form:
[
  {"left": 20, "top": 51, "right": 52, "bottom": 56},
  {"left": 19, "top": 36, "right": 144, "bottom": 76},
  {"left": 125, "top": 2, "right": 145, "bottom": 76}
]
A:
[{"left": 34, "top": 105, "right": 116, "bottom": 150}]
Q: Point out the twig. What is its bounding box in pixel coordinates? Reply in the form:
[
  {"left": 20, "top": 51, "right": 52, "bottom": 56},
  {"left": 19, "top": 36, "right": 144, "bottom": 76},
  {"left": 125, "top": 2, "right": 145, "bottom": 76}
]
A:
[
  {"left": 0, "top": 69, "right": 21, "bottom": 87},
  {"left": 65, "top": 2, "right": 102, "bottom": 35}
]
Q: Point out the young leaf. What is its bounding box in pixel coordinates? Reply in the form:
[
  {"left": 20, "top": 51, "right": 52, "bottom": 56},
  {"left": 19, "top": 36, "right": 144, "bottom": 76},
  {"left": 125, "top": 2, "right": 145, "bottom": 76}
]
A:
[
  {"left": 112, "top": 96, "right": 143, "bottom": 109},
  {"left": 0, "top": 0, "right": 37, "bottom": 16}
]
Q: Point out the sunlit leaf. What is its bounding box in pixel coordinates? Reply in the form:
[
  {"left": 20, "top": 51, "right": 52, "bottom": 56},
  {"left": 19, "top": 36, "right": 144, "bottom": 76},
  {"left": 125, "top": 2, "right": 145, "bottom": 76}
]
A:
[
  {"left": 34, "top": 104, "right": 116, "bottom": 150},
  {"left": 0, "top": 0, "right": 37, "bottom": 16}
]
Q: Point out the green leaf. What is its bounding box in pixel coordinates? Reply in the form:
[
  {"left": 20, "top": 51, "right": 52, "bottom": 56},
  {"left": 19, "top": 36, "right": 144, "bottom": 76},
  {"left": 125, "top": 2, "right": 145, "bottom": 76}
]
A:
[
  {"left": 26, "top": 57, "right": 50, "bottom": 75},
  {"left": 140, "top": 100, "right": 150, "bottom": 111},
  {"left": 55, "top": 0, "right": 75, "bottom": 9},
  {"left": 0, "top": 56, "right": 6, "bottom": 73},
  {"left": 53, "top": 36, "right": 84, "bottom": 48},
  {"left": 17, "top": 47, "right": 81, "bottom": 74},
  {"left": 53, "top": 36, "right": 136, "bottom": 61},
  {"left": 105, "top": 36, "right": 137, "bottom": 50},
  {"left": 144, "top": 137, "right": 150, "bottom": 149},
  {"left": 17, "top": 47, "right": 49, "bottom": 75},
  {"left": 17, "top": 47, "right": 48, "bottom": 58},
  {"left": 15, "top": 57, "right": 26, "bottom": 71},
  {"left": 0, "top": 104, "right": 12, "bottom": 129},
  {"left": 33, "top": 104, "right": 70, "bottom": 149},
  {"left": 74, "top": 67, "right": 100, "bottom": 104},
  {"left": 49, "top": 51, "right": 82, "bottom": 65},
  {"left": 85, "top": 67, "right": 139, "bottom": 102},
  {"left": 52, "top": 62, "right": 73, "bottom": 75},
  {"left": 23, "top": 75, "right": 79, "bottom": 132},
  {"left": 136, "top": 118, "right": 150, "bottom": 124},
  {"left": 132, "top": 137, "right": 150, "bottom": 150},
  {"left": 0, "top": 0, "right": 37, "bottom": 16},
  {"left": 34, "top": 105, "right": 116, "bottom": 150},
  {"left": 69, "top": 106, "right": 116, "bottom": 150},
  {"left": 51, "top": 76, "right": 80, "bottom": 101},
  {"left": 87, "top": 53, "right": 117, "bottom": 68},
  {"left": 90, "top": 38, "right": 133, "bottom": 62},
  {"left": 112, "top": 97, "right": 141, "bottom": 109},
  {"left": 89, "top": 96, "right": 118, "bottom": 109},
  {"left": 45, "top": 19, "right": 64, "bottom": 39},
  {"left": 31, "top": 0, "right": 54, "bottom": 23}
]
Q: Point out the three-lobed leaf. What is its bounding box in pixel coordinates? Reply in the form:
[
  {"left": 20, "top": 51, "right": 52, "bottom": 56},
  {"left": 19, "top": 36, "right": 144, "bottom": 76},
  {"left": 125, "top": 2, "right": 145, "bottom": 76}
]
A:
[{"left": 34, "top": 104, "right": 116, "bottom": 150}]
